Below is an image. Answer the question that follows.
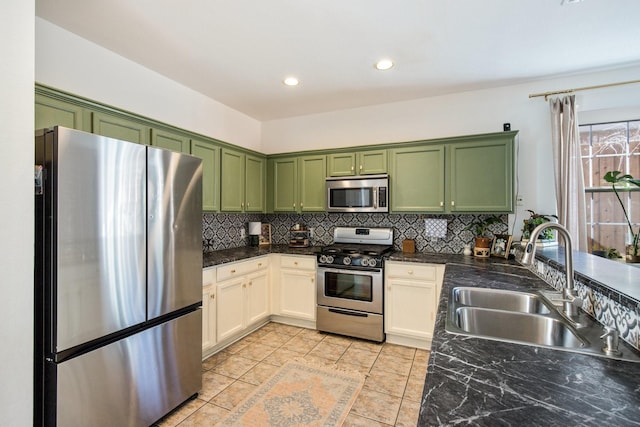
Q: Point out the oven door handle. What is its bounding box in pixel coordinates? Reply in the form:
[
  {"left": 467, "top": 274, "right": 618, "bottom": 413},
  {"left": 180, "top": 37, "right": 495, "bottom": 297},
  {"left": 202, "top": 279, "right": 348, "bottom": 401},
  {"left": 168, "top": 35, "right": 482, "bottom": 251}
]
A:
[
  {"left": 317, "top": 266, "right": 382, "bottom": 275},
  {"left": 328, "top": 308, "right": 368, "bottom": 317}
]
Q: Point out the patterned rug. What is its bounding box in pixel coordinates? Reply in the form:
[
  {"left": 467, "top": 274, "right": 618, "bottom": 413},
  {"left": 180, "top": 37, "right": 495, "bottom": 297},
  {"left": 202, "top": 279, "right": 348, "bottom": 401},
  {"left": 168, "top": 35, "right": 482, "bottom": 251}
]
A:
[{"left": 217, "top": 361, "right": 365, "bottom": 426}]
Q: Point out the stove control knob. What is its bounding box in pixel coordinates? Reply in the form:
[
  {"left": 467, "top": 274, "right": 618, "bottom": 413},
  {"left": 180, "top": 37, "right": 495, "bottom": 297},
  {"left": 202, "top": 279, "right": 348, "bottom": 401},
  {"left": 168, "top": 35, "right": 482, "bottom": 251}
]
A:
[
  {"left": 342, "top": 257, "right": 351, "bottom": 265},
  {"left": 361, "top": 258, "right": 371, "bottom": 267},
  {"left": 319, "top": 255, "right": 327, "bottom": 264},
  {"left": 326, "top": 255, "right": 334, "bottom": 264}
]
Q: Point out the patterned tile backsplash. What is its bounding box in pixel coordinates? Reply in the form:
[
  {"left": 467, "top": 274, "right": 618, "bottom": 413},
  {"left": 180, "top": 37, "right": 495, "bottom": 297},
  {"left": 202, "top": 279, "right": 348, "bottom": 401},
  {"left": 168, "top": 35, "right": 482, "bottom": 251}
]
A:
[{"left": 202, "top": 212, "right": 508, "bottom": 252}]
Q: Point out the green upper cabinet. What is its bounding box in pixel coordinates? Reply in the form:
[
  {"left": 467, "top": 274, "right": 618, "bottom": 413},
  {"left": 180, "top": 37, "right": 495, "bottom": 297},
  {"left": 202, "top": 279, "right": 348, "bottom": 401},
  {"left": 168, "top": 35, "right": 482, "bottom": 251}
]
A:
[
  {"left": 448, "top": 137, "right": 513, "bottom": 213},
  {"left": 268, "top": 155, "right": 326, "bottom": 213},
  {"left": 299, "top": 155, "right": 327, "bottom": 212},
  {"left": 270, "top": 157, "right": 298, "bottom": 212},
  {"left": 389, "top": 145, "right": 445, "bottom": 212},
  {"left": 191, "top": 139, "right": 220, "bottom": 212},
  {"left": 35, "top": 94, "right": 88, "bottom": 131},
  {"left": 220, "top": 148, "right": 265, "bottom": 212},
  {"left": 92, "top": 112, "right": 150, "bottom": 145},
  {"left": 245, "top": 154, "right": 265, "bottom": 212},
  {"left": 327, "top": 149, "right": 387, "bottom": 176},
  {"left": 151, "top": 128, "right": 190, "bottom": 153}
]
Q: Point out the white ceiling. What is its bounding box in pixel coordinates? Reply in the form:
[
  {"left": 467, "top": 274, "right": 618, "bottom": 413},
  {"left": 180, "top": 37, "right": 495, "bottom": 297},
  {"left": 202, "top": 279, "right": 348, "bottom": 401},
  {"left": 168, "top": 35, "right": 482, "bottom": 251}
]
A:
[{"left": 36, "top": 0, "right": 640, "bottom": 121}]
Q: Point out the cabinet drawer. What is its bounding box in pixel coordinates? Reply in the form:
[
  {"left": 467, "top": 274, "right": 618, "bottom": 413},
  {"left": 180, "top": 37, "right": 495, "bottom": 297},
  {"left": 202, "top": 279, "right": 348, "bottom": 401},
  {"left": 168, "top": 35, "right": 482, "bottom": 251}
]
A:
[
  {"left": 281, "top": 255, "right": 316, "bottom": 271},
  {"left": 386, "top": 262, "right": 437, "bottom": 281},
  {"left": 217, "top": 257, "right": 269, "bottom": 281}
]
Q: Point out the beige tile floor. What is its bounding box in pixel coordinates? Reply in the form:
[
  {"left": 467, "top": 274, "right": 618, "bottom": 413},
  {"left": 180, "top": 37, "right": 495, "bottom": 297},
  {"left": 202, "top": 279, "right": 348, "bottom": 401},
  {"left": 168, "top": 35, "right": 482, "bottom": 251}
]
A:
[{"left": 157, "top": 322, "right": 428, "bottom": 426}]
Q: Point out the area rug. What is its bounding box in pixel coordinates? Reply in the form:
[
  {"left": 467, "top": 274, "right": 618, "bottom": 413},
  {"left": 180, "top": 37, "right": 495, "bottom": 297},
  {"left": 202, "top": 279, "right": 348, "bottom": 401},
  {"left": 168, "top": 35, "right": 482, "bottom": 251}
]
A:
[{"left": 217, "top": 360, "right": 365, "bottom": 426}]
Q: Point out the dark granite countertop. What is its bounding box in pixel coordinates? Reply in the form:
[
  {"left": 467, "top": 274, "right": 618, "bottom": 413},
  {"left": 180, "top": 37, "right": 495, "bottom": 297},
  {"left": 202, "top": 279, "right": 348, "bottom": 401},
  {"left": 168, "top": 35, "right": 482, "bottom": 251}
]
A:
[
  {"left": 417, "top": 258, "right": 640, "bottom": 426},
  {"left": 203, "top": 244, "right": 321, "bottom": 268}
]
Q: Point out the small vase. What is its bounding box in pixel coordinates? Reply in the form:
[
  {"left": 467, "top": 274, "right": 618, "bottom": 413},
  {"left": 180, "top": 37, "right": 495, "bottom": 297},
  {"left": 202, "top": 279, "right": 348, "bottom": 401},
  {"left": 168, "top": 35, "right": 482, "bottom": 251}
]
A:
[{"left": 463, "top": 244, "right": 472, "bottom": 256}]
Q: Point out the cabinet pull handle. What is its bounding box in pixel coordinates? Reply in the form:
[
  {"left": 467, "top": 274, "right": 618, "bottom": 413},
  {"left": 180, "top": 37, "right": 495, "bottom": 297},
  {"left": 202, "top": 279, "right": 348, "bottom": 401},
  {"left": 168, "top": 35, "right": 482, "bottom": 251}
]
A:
[
  {"left": 451, "top": 201, "right": 455, "bottom": 206},
  {"left": 440, "top": 201, "right": 444, "bottom": 207},
  {"left": 294, "top": 261, "right": 298, "bottom": 265},
  {"left": 241, "top": 202, "right": 244, "bottom": 209},
  {"left": 211, "top": 294, "right": 215, "bottom": 299},
  {"left": 243, "top": 283, "right": 246, "bottom": 288},
  {"left": 258, "top": 263, "right": 262, "bottom": 267},
  {"left": 351, "top": 165, "right": 354, "bottom": 171},
  {"left": 293, "top": 203, "right": 296, "bottom": 209},
  {"left": 249, "top": 281, "right": 252, "bottom": 286},
  {"left": 311, "top": 278, "right": 314, "bottom": 283},
  {"left": 300, "top": 202, "right": 303, "bottom": 208},
  {"left": 231, "top": 269, "right": 236, "bottom": 274}
]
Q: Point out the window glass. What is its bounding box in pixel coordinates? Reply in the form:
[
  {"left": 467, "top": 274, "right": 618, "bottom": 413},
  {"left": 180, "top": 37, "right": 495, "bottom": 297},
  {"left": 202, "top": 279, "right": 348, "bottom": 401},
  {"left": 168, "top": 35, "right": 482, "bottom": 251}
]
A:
[{"left": 581, "top": 120, "right": 640, "bottom": 255}]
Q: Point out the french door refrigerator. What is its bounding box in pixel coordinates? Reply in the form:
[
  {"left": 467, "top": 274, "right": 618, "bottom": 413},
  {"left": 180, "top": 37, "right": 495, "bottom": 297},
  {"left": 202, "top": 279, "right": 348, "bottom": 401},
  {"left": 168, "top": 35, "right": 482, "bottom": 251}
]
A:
[{"left": 34, "top": 126, "right": 203, "bottom": 426}]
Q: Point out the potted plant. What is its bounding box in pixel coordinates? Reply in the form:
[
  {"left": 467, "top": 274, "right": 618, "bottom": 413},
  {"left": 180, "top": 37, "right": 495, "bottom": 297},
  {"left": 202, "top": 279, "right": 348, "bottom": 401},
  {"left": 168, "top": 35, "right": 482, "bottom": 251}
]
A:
[
  {"left": 603, "top": 171, "right": 640, "bottom": 263},
  {"left": 464, "top": 215, "right": 504, "bottom": 257},
  {"left": 522, "top": 210, "right": 558, "bottom": 242}
]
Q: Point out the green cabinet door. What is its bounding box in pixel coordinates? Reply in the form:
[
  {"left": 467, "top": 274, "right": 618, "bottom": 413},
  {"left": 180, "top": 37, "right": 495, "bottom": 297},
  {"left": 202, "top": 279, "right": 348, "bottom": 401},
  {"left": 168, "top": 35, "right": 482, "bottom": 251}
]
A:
[
  {"left": 389, "top": 145, "right": 445, "bottom": 212},
  {"left": 449, "top": 139, "right": 513, "bottom": 212},
  {"left": 245, "top": 154, "right": 265, "bottom": 212},
  {"left": 191, "top": 139, "right": 220, "bottom": 212},
  {"left": 221, "top": 148, "right": 246, "bottom": 212},
  {"left": 327, "top": 153, "right": 356, "bottom": 176},
  {"left": 151, "top": 128, "right": 190, "bottom": 153},
  {"left": 358, "top": 149, "right": 387, "bottom": 175},
  {"left": 299, "top": 155, "right": 326, "bottom": 212},
  {"left": 35, "top": 94, "right": 88, "bottom": 131},
  {"left": 271, "top": 157, "right": 298, "bottom": 212},
  {"left": 92, "top": 112, "right": 150, "bottom": 145}
]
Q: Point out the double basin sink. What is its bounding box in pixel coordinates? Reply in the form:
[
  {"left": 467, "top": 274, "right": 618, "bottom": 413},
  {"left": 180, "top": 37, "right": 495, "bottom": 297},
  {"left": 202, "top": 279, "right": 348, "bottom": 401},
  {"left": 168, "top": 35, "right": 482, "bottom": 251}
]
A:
[{"left": 445, "top": 286, "right": 640, "bottom": 362}]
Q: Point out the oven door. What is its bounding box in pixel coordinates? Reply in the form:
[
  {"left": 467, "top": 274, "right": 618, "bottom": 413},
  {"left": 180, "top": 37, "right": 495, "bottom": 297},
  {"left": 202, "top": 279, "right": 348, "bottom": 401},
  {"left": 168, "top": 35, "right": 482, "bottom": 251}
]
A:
[{"left": 316, "top": 266, "right": 383, "bottom": 314}]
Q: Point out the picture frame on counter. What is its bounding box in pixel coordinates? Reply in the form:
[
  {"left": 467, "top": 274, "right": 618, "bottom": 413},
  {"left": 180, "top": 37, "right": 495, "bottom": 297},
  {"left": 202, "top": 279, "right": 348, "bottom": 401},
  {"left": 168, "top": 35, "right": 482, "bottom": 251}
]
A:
[
  {"left": 259, "top": 224, "right": 272, "bottom": 246},
  {"left": 491, "top": 234, "right": 512, "bottom": 258}
]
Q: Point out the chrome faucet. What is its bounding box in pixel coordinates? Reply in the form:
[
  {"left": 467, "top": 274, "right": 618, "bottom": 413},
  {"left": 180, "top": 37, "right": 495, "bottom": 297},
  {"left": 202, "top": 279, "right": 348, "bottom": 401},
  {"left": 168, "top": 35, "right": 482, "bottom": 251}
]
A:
[{"left": 521, "top": 222, "right": 583, "bottom": 320}]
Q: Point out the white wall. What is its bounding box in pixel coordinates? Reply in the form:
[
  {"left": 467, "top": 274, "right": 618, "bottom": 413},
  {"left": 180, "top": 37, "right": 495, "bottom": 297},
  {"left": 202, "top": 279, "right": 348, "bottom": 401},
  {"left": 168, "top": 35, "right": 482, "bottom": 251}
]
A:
[
  {"left": 35, "top": 18, "right": 262, "bottom": 152},
  {"left": 0, "top": 1, "right": 34, "bottom": 424},
  {"left": 262, "top": 65, "right": 640, "bottom": 235}
]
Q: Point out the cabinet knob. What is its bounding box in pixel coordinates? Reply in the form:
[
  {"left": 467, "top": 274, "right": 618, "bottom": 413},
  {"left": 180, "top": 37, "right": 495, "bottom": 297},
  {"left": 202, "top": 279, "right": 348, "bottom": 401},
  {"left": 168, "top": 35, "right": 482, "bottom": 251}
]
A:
[
  {"left": 258, "top": 262, "right": 262, "bottom": 267},
  {"left": 247, "top": 202, "right": 250, "bottom": 208},
  {"left": 249, "top": 281, "right": 252, "bottom": 286},
  {"left": 241, "top": 202, "right": 244, "bottom": 209},
  {"left": 293, "top": 203, "right": 296, "bottom": 209},
  {"left": 211, "top": 294, "right": 215, "bottom": 300},
  {"left": 359, "top": 165, "right": 362, "bottom": 171},
  {"left": 294, "top": 261, "right": 298, "bottom": 265},
  {"left": 243, "top": 283, "right": 246, "bottom": 288},
  {"left": 408, "top": 270, "right": 414, "bottom": 275},
  {"left": 451, "top": 201, "right": 455, "bottom": 206},
  {"left": 440, "top": 201, "right": 444, "bottom": 207},
  {"left": 311, "top": 278, "right": 314, "bottom": 283},
  {"left": 300, "top": 202, "right": 303, "bottom": 208},
  {"left": 231, "top": 269, "right": 236, "bottom": 274},
  {"left": 351, "top": 165, "right": 354, "bottom": 171}
]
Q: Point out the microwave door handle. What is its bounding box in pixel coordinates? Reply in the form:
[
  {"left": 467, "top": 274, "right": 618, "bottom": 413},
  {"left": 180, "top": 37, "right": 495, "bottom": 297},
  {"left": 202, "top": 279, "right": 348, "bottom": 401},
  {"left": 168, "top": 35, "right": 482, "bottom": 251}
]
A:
[{"left": 373, "top": 187, "right": 378, "bottom": 209}]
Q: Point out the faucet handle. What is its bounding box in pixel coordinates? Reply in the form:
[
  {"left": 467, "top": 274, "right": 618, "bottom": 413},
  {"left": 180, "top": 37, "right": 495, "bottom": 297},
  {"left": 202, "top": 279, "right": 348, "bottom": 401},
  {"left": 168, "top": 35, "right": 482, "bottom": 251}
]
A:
[{"left": 600, "top": 326, "right": 622, "bottom": 357}]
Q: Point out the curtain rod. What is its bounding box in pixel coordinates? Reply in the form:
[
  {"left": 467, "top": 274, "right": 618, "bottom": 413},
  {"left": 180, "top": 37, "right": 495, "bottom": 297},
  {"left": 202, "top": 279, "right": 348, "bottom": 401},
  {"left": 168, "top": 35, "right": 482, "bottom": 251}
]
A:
[{"left": 528, "top": 79, "right": 640, "bottom": 100}]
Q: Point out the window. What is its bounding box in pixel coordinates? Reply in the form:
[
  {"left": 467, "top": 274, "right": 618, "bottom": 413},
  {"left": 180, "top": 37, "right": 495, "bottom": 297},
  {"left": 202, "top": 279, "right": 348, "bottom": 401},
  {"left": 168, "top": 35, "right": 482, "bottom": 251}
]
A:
[{"left": 580, "top": 120, "right": 640, "bottom": 254}]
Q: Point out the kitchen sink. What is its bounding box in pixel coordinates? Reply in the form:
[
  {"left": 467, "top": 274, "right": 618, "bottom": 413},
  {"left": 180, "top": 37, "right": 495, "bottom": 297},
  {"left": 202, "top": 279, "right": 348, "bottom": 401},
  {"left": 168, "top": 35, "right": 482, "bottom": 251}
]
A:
[
  {"left": 445, "top": 286, "right": 640, "bottom": 362},
  {"left": 453, "top": 306, "right": 586, "bottom": 348},
  {"left": 452, "top": 287, "right": 552, "bottom": 314}
]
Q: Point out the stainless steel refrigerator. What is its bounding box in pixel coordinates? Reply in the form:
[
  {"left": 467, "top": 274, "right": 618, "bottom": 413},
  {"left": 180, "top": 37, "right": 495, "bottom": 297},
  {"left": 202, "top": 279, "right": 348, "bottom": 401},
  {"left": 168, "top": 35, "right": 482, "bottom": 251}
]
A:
[{"left": 34, "top": 126, "right": 203, "bottom": 426}]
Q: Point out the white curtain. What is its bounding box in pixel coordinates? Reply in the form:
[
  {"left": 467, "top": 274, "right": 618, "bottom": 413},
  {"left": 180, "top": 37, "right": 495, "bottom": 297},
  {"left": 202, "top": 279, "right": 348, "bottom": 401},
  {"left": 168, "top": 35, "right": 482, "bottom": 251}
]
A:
[{"left": 549, "top": 95, "right": 588, "bottom": 252}]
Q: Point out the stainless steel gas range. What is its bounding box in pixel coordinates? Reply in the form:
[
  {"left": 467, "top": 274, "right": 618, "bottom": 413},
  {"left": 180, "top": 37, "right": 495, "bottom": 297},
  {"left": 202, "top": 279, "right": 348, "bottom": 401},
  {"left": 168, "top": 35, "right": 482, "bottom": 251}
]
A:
[{"left": 316, "top": 227, "right": 394, "bottom": 342}]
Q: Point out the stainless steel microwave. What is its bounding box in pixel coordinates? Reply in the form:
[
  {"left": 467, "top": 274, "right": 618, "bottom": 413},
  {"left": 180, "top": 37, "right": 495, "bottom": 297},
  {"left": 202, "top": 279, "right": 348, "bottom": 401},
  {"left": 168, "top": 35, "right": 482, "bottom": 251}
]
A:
[{"left": 326, "top": 174, "right": 389, "bottom": 213}]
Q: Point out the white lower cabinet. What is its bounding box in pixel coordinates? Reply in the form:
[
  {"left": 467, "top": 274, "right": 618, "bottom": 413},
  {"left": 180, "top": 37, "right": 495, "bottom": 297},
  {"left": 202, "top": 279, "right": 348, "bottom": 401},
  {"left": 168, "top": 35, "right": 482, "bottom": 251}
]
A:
[
  {"left": 384, "top": 261, "right": 445, "bottom": 349},
  {"left": 278, "top": 255, "right": 316, "bottom": 321},
  {"left": 216, "top": 256, "right": 270, "bottom": 342},
  {"left": 202, "top": 268, "right": 217, "bottom": 353}
]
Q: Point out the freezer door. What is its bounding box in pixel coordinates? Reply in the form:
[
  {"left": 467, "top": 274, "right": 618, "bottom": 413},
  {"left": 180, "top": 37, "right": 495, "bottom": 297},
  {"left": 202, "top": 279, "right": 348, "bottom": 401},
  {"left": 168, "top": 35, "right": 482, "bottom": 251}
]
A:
[
  {"left": 147, "top": 147, "right": 203, "bottom": 319},
  {"left": 54, "top": 128, "right": 147, "bottom": 353},
  {"left": 54, "top": 310, "right": 202, "bottom": 427}
]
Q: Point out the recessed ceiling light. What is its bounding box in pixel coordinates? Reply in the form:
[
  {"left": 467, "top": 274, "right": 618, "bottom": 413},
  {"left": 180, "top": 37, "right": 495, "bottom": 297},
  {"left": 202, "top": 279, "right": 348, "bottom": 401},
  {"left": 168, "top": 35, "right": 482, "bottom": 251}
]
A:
[
  {"left": 375, "top": 59, "right": 394, "bottom": 71},
  {"left": 283, "top": 77, "right": 299, "bottom": 86}
]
